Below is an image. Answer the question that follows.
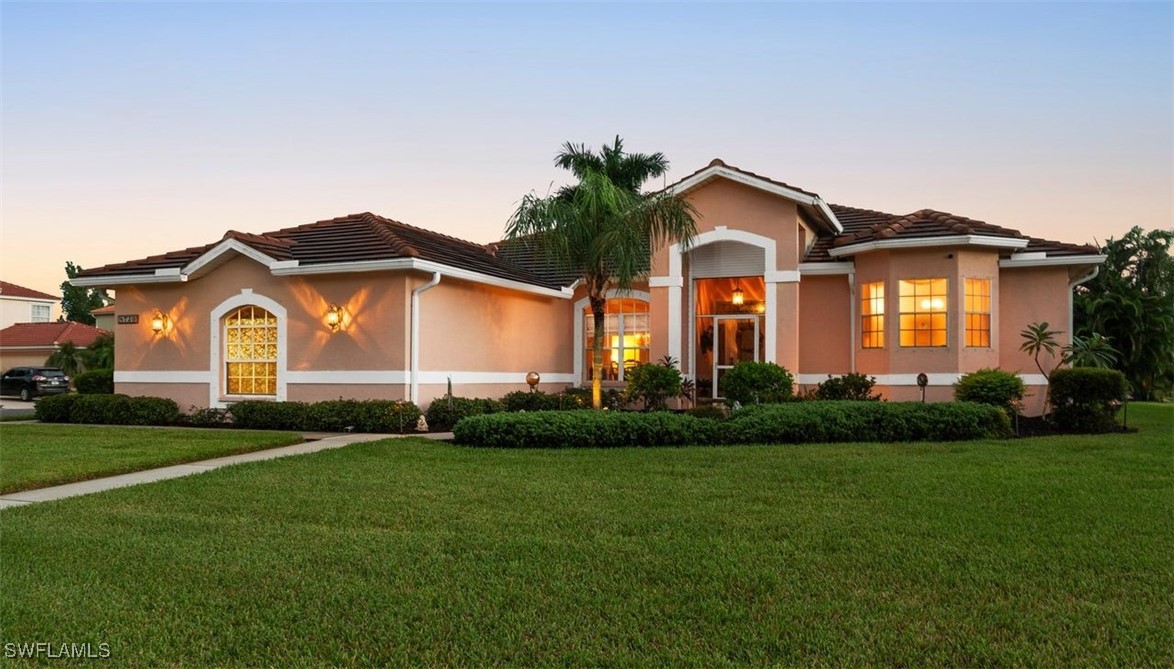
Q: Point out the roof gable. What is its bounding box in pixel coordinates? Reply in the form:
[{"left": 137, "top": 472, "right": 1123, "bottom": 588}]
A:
[
  {"left": 0, "top": 280, "right": 57, "bottom": 302},
  {"left": 0, "top": 321, "right": 109, "bottom": 348}
]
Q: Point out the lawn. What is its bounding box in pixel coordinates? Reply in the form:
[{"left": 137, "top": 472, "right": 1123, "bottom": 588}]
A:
[
  {"left": 0, "top": 404, "right": 1170, "bottom": 667},
  {"left": 0, "top": 425, "right": 303, "bottom": 494}
]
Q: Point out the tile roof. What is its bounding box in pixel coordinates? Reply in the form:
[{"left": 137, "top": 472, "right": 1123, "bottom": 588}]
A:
[
  {"left": 0, "top": 321, "right": 109, "bottom": 349},
  {"left": 0, "top": 281, "right": 57, "bottom": 301},
  {"left": 79, "top": 213, "right": 564, "bottom": 290},
  {"left": 91, "top": 305, "right": 117, "bottom": 315},
  {"left": 667, "top": 158, "right": 824, "bottom": 199}
]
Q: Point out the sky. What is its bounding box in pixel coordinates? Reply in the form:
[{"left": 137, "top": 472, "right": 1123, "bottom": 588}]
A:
[{"left": 2, "top": 2, "right": 1171, "bottom": 297}]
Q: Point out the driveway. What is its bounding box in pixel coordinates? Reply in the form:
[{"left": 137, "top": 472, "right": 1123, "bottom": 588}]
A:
[{"left": 0, "top": 397, "right": 37, "bottom": 418}]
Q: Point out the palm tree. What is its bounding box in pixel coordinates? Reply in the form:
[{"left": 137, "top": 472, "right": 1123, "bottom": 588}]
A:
[
  {"left": 507, "top": 137, "right": 698, "bottom": 409},
  {"left": 80, "top": 333, "right": 115, "bottom": 370},
  {"left": 46, "top": 341, "right": 84, "bottom": 379}
]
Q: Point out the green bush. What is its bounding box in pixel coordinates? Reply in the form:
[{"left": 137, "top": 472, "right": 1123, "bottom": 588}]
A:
[
  {"left": 1048, "top": 368, "right": 1128, "bottom": 433},
  {"left": 454, "top": 400, "right": 1011, "bottom": 448},
  {"left": 425, "top": 396, "right": 505, "bottom": 431},
  {"left": 501, "top": 390, "right": 563, "bottom": 412},
  {"left": 228, "top": 401, "right": 313, "bottom": 431},
  {"left": 559, "top": 386, "right": 622, "bottom": 410},
  {"left": 74, "top": 369, "right": 114, "bottom": 394},
  {"left": 59, "top": 394, "right": 180, "bottom": 426},
  {"left": 686, "top": 404, "right": 729, "bottom": 420},
  {"left": 183, "top": 406, "right": 233, "bottom": 428},
  {"left": 624, "top": 360, "right": 683, "bottom": 411},
  {"left": 229, "top": 399, "right": 421, "bottom": 433},
  {"left": 719, "top": 362, "right": 794, "bottom": 405},
  {"left": 814, "top": 373, "right": 880, "bottom": 401},
  {"left": 33, "top": 393, "right": 79, "bottom": 423},
  {"left": 954, "top": 368, "right": 1025, "bottom": 415}
]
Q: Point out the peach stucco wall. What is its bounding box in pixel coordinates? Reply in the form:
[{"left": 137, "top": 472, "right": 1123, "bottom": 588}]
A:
[{"left": 798, "top": 275, "right": 851, "bottom": 376}]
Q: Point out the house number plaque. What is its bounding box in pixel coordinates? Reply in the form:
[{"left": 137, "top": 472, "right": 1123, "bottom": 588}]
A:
[{"left": 117, "top": 315, "right": 140, "bottom": 325}]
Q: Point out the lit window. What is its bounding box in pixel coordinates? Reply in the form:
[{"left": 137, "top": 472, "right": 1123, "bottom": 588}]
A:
[
  {"left": 585, "top": 298, "right": 650, "bottom": 382},
  {"left": 860, "top": 281, "right": 885, "bottom": 349},
  {"left": 965, "top": 278, "right": 991, "bottom": 347},
  {"left": 224, "top": 305, "right": 277, "bottom": 395},
  {"left": 31, "top": 304, "right": 50, "bottom": 323},
  {"left": 899, "top": 279, "right": 948, "bottom": 347}
]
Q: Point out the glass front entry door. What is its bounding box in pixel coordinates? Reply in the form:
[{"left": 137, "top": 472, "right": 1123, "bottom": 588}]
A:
[{"left": 710, "top": 315, "right": 759, "bottom": 399}]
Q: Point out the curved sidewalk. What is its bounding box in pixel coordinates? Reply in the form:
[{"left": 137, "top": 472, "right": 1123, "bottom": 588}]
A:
[{"left": 0, "top": 431, "right": 452, "bottom": 510}]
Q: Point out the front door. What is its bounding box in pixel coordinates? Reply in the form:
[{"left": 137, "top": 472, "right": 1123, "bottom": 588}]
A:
[{"left": 711, "top": 315, "right": 759, "bottom": 399}]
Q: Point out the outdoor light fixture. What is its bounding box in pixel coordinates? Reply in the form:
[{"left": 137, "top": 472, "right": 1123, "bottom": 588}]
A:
[
  {"left": 526, "top": 371, "right": 541, "bottom": 392},
  {"left": 731, "top": 285, "right": 744, "bottom": 306},
  {"left": 151, "top": 311, "right": 167, "bottom": 335},
  {"left": 755, "top": 303, "right": 766, "bottom": 314},
  {"left": 325, "top": 304, "right": 343, "bottom": 331}
]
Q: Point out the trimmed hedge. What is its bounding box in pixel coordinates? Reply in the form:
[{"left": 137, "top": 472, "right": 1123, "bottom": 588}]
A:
[
  {"left": 35, "top": 393, "right": 180, "bottom": 426},
  {"left": 1048, "top": 367, "right": 1127, "bottom": 433},
  {"left": 74, "top": 368, "right": 115, "bottom": 394},
  {"left": 453, "top": 401, "right": 1012, "bottom": 448},
  {"left": 425, "top": 396, "right": 505, "bottom": 431},
  {"left": 954, "top": 368, "right": 1025, "bottom": 415},
  {"left": 720, "top": 362, "right": 794, "bottom": 405},
  {"left": 814, "top": 373, "right": 881, "bottom": 401},
  {"left": 230, "top": 399, "right": 421, "bottom": 433}
]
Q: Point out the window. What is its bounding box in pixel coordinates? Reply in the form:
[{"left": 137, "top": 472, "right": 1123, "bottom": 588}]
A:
[
  {"left": 965, "top": 278, "right": 991, "bottom": 347},
  {"left": 584, "top": 298, "right": 650, "bottom": 382},
  {"left": 899, "top": 278, "right": 947, "bottom": 347},
  {"left": 860, "top": 281, "right": 885, "bottom": 348},
  {"left": 31, "top": 304, "right": 50, "bottom": 323},
  {"left": 224, "top": 305, "right": 277, "bottom": 395}
]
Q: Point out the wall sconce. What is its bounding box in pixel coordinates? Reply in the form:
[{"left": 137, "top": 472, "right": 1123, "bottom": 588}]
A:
[
  {"left": 526, "top": 371, "right": 541, "bottom": 392},
  {"left": 731, "top": 285, "right": 744, "bottom": 306},
  {"left": 325, "top": 303, "right": 343, "bottom": 331},
  {"left": 151, "top": 311, "right": 168, "bottom": 336}
]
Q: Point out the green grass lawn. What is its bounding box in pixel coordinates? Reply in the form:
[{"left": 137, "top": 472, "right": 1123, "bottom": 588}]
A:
[
  {"left": 0, "top": 425, "right": 303, "bottom": 494},
  {"left": 1, "top": 405, "right": 1170, "bottom": 667}
]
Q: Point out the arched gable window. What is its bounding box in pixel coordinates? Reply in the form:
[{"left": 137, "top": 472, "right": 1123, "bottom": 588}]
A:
[{"left": 224, "top": 305, "right": 278, "bottom": 395}]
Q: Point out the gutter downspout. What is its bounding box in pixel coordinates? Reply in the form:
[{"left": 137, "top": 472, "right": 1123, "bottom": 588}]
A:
[
  {"left": 847, "top": 272, "right": 857, "bottom": 373},
  {"left": 1068, "top": 266, "right": 1099, "bottom": 346},
  {"left": 410, "top": 272, "right": 442, "bottom": 405}
]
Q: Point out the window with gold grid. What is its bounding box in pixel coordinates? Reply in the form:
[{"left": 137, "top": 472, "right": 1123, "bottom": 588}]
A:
[
  {"left": 860, "top": 281, "right": 885, "bottom": 348},
  {"left": 964, "top": 278, "right": 992, "bottom": 347},
  {"left": 225, "top": 305, "right": 278, "bottom": 395},
  {"left": 898, "top": 278, "right": 948, "bottom": 347}
]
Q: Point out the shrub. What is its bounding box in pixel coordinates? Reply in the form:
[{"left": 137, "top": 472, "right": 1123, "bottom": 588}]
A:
[
  {"left": 33, "top": 393, "right": 79, "bottom": 423},
  {"left": 129, "top": 397, "right": 182, "bottom": 425},
  {"left": 59, "top": 394, "right": 180, "bottom": 426},
  {"left": 558, "top": 386, "right": 622, "bottom": 410},
  {"left": 954, "top": 368, "right": 1025, "bottom": 415},
  {"left": 454, "top": 400, "right": 1011, "bottom": 448},
  {"left": 501, "top": 390, "right": 563, "bottom": 412},
  {"left": 74, "top": 369, "right": 114, "bottom": 394},
  {"left": 229, "top": 401, "right": 313, "bottom": 431},
  {"left": 814, "top": 373, "right": 880, "bottom": 401},
  {"left": 425, "top": 396, "right": 505, "bottom": 431},
  {"left": 686, "top": 404, "right": 729, "bottom": 420},
  {"left": 719, "top": 362, "right": 794, "bottom": 406},
  {"left": 624, "top": 360, "right": 683, "bottom": 411},
  {"left": 184, "top": 406, "right": 233, "bottom": 428},
  {"left": 1048, "top": 367, "right": 1128, "bottom": 433}
]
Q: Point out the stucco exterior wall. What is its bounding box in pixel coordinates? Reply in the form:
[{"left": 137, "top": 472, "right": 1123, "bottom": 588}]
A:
[
  {"left": 797, "top": 275, "right": 851, "bottom": 377},
  {"left": 0, "top": 297, "right": 58, "bottom": 329},
  {"left": 998, "top": 266, "right": 1072, "bottom": 414},
  {"left": 0, "top": 349, "right": 53, "bottom": 371}
]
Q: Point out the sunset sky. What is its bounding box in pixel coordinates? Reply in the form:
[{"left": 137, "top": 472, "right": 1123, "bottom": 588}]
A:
[{"left": 3, "top": 2, "right": 1171, "bottom": 296}]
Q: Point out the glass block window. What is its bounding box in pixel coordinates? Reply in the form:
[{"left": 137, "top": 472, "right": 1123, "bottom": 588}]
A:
[
  {"left": 965, "top": 278, "right": 992, "bottom": 347},
  {"left": 584, "top": 298, "right": 650, "bottom": 382},
  {"left": 898, "top": 278, "right": 948, "bottom": 347},
  {"left": 860, "top": 281, "right": 885, "bottom": 349},
  {"left": 225, "top": 305, "right": 278, "bottom": 395}
]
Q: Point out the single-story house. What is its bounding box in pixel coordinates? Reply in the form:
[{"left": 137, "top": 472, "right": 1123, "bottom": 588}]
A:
[
  {"left": 0, "top": 280, "right": 59, "bottom": 328},
  {"left": 92, "top": 304, "right": 117, "bottom": 332},
  {"left": 0, "top": 321, "right": 109, "bottom": 371},
  {"left": 71, "top": 159, "right": 1104, "bottom": 414}
]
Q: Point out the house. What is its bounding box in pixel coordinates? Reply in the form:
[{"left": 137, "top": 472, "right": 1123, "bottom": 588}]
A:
[
  {"left": 70, "top": 160, "right": 1103, "bottom": 415},
  {"left": 92, "top": 304, "right": 117, "bottom": 332},
  {"left": 0, "top": 321, "right": 109, "bottom": 371},
  {"left": 0, "top": 280, "right": 58, "bottom": 328}
]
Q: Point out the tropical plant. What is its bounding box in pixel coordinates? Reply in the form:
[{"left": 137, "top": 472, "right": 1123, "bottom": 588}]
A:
[
  {"left": 60, "top": 261, "right": 108, "bottom": 326},
  {"left": 624, "top": 356, "right": 686, "bottom": 412},
  {"left": 1019, "top": 321, "right": 1063, "bottom": 379},
  {"left": 719, "top": 361, "right": 795, "bottom": 406},
  {"left": 506, "top": 137, "right": 698, "bottom": 409},
  {"left": 80, "top": 333, "right": 115, "bottom": 370},
  {"left": 45, "top": 342, "right": 84, "bottom": 378},
  {"left": 1065, "top": 333, "right": 1120, "bottom": 369},
  {"left": 1073, "top": 226, "right": 1174, "bottom": 400}
]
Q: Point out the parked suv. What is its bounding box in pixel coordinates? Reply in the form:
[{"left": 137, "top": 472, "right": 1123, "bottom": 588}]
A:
[{"left": 0, "top": 367, "right": 71, "bottom": 401}]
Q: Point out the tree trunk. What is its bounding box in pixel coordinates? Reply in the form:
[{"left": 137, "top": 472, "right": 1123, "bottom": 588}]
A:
[{"left": 590, "top": 294, "right": 607, "bottom": 410}]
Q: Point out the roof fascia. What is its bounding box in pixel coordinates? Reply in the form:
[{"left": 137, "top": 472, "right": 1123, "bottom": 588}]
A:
[
  {"left": 273, "top": 258, "right": 573, "bottom": 299},
  {"left": 0, "top": 296, "right": 57, "bottom": 304},
  {"left": 70, "top": 268, "right": 186, "bottom": 287},
  {"left": 797, "top": 261, "right": 856, "bottom": 276},
  {"left": 998, "top": 254, "right": 1106, "bottom": 268},
  {"left": 667, "top": 166, "right": 843, "bottom": 235},
  {"left": 183, "top": 239, "right": 282, "bottom": 278},
  {"left": 828, "top": 235, "right": 1030, "bottom": 257}
]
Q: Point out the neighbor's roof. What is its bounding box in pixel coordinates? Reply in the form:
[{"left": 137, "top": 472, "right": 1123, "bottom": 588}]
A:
[
  {"left": 0, "top": 321, "right": 109, "bottom": 349},
  {"left": 91, "top": 305, "right": 117, "bottom": 315},
  {"left": 0, "top": 280, "right": 57, "bottom": 301},
  {"left": 78, "top": 212, "right": 564, "bottom": 290}
]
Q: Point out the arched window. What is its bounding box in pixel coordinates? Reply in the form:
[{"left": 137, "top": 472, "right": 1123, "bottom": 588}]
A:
[
  {"left": 584, "top": 298, "right": 650, "bottom": 382},
  {"left": 224, "top": 305, "right": 278, "bottom": 395}
]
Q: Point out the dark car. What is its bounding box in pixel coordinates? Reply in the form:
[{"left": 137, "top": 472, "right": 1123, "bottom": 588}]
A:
[{"left": 0, "top": 367, "right": 71, "bottom": 401}]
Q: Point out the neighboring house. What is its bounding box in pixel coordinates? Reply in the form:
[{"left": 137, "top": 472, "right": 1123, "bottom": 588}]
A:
[
  {"left": 71, "top": 159, "right": 1103, "bottom": 415},
  {"left": 0, "top": 280, "right": 58, "bottom": 328},
  {"left": 0, "top": 321, "right": 109, "bottom": 371},
  {"left": 92, "top": 304, "right": 117, "bottom": 332}
]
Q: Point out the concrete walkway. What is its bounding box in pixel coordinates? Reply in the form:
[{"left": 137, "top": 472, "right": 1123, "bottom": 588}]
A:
[{"left": 0, "top": 431, "right": 453, "bottom": 510}]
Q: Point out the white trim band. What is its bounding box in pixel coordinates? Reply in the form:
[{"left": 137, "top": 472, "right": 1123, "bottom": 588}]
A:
[
  {"left": 797, "top": 372, "right": 1050, "bottom": 386},
  {"left": 999, "top": 254, "right": 1106, "bottom": 268},
  {"left": 829, "top": 235, "right": 1030, "bottom": 257}
]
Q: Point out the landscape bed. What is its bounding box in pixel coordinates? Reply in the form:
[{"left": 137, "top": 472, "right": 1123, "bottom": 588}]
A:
[{"left": 0, "top": 404, "right": 1169, "bottom": 667}]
